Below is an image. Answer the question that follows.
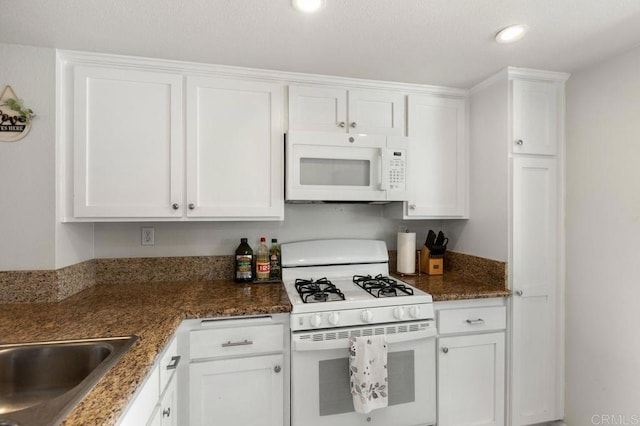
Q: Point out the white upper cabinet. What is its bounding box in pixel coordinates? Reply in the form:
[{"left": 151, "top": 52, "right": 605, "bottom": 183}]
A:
[
  {"left": 403, "top": 94, "right": 468, "bottom": 218},
  {"left": 186, "top": 77, "right": 284, "bottom": 220},
  {"left": 288, "top": 85, "right": 405, "bottom": 135},
  {"left": 60, "top": 52, "right": 285, "bottom": 221},
  {"left": 511, "top": 79, "right": 559, "bottom": 155},
  {"left": 72, "top": 66, "right": 184, "bottom": 218}
]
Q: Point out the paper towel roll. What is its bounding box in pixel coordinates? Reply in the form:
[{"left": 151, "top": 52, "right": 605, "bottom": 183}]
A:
[{"left": 397, "top": 232, "right": 416, "bottom": 274}]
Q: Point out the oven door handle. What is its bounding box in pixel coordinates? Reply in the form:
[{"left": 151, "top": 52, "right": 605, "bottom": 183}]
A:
[{"left": 293, "top": 328, "right": 437, "bottom": 352}]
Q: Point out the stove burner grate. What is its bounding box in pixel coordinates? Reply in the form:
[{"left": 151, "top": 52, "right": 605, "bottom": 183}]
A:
[
  {"left": 295, "top": 277, "right": 346, "bottom": 303},
  {"left": 352, "top": 274, "right": 415, "bottom": 298}
]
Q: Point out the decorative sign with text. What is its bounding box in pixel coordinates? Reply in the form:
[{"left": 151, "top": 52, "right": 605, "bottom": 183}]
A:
[{"left": 0, "top": 85, "right": 35, "bottom": 142}]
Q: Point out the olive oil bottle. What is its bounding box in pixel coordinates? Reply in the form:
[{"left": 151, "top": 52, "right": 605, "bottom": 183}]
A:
[{"left": 235, "top": 238, "right": 253, "bottom": 283}]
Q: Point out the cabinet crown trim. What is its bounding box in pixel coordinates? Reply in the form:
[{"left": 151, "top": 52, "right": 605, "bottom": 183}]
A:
[{"left": 57, "top": 49, "right": 468, "bottom": 97}]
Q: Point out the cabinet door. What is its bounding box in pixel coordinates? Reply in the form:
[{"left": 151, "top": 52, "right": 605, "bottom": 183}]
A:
[
  {"left": 511, "top": 157, "right": 559, "bottom": 425},
  {"left": 189, "top": 354, "right": 284, "bottom": 426},
  {"left": 186, "top": 77, "right": 284, "bottom": 219},
  {"left": 73, "top": 66, "right": 184, "bottom": 218},
  {"left": 406, "top": 94, "right": 467, "bottom": 218},
  {"left": 438, "top": 333, "right": 505, "bottom": 426},
  {"left": 159, "top": 374, "right": 178, "bottom": 426},
  {"left": 288, "top": 85, "right": 347, "bottom": 132},
  {"left": 347, "top": 90, "right": 405, "bottom": 135},
  {"left": 512, "top": 79, "right": 558, "bottom": 155}
]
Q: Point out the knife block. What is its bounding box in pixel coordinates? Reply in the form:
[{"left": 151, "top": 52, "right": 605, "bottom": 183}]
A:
[{"left": 420, "top": 246, "right": 444, "bottom": 275}]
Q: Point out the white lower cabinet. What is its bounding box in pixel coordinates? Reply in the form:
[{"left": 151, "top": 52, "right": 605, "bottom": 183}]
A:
[
  {"left": 436, "top": 300, "right": 506, "bottom": 426},
  {"left": 118, "top": 335, "right": 180, "bottom": 426},
  {"left": 189, "top": 354, "right": 284, "bottom": 426},
  {"left": 179, "top": 314, "right": 290, "bottom": 426}
]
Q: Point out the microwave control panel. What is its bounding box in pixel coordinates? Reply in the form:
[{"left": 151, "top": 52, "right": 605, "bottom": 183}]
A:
[{"left": 386, "top": 150, "right": 406, "bottom": 191}]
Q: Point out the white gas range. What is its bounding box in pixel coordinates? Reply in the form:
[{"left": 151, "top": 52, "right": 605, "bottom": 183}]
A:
[{"left": 281, "top": 239, "right": 437, "bottom": 426}]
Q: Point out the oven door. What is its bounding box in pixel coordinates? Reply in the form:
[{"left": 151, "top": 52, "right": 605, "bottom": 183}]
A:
[{"left": 291, "top": 321, "right": 436, "bottom": 426}]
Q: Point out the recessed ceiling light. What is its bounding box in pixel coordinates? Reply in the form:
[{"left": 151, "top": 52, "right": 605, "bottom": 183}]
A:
[
  {"left": 495, "top": 24, "right": 529, "bottom": 44},
  {"left": 292, "top": 0, "right": 325, "bottom": 13}
]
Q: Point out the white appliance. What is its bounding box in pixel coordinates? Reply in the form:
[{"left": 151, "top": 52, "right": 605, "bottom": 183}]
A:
[
  {"left": 285, "top": 132, "right": 410, "bottom": 202},
  {"left": 281, "top": 239, "right": 436, "bottom": 426}
]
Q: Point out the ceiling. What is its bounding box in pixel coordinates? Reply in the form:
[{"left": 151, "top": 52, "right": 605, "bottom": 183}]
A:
[{"left": 1, "top": 0, "right": 640, "bottom": 88}]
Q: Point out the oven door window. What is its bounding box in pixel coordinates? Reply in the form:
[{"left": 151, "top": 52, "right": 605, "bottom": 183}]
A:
[{"left": 318, "top": 350, "right": 415, "bottom": 416}]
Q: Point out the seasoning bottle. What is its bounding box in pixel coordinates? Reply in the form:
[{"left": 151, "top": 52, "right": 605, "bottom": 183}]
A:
[
  {"left": 235, "top": 238, "right": 253, "bottom": 283},
  {"left": 269, "top": 238, "right": 281, "bottom": 280},
  {"left": 256, "top": 237, "right": 270, "bottom": 281}
]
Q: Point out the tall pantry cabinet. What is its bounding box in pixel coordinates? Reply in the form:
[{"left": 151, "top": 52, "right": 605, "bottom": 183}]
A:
[{"left": 469, "top": 67, "right": 569, "bottom": 426}]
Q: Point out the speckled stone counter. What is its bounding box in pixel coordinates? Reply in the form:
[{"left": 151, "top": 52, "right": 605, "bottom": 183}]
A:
[
  {"left": 391, "top": 271, "right": 511, "bottom": 301},
  {"left": 0, "top": 280, "right": 290, "bottom": 426}
]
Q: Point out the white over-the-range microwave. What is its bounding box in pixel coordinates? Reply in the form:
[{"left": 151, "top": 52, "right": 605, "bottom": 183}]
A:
[{"left": 285, "top": 131, "right": 411, "bottom": 203}]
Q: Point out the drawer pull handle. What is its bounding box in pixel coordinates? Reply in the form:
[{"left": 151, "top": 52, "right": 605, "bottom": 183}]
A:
[
  {"left": 163, "top": 407, "right": 171, "bottom": 417},
  {"left": 166, "top": 355, "right": 181, "bottom": 370},
  {"left": 466, "top": 318, "right": 485, "bottom": 325},
  {"left": 222, "top": 339, "right": 254, "bottom": 348}
]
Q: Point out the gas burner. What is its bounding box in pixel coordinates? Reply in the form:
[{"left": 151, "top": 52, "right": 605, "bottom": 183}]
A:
[
  {"left": 353, "top": 274, "right": 415, "bottom": 298},
  {"left": 295, "top": 278, "right": 346, "bottom": 303}
]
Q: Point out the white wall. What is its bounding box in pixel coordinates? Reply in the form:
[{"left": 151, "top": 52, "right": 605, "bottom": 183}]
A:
[
  {"left": 94, "top": 203, "right": 445, "bottom": 258},
  {"left": 0, "top": 43, "right": 56, "bottom": 270},
  {"left": 0, "top": 42, "right": 93, "bottom": 271},
  {"left": 565, "top": 46, "right": 640, "bottom": 424},
  {"left": 447, "top": 74, "right": 509, "bottom": 262}
]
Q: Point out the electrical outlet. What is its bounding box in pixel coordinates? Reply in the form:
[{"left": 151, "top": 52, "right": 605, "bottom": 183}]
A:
[{"left": 141, "top": 227, "right": 155, "bottom": 245}]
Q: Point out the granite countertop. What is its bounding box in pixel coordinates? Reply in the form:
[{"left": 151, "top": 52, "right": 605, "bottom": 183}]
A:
[
  {"left": 0, "top": 280, "right": 290, "bottom": 426},
  {"left": 392, "top": 271, "right": 511, "bottom": 301},
  {"left": 0, "top": 271, "right": 508, "bottom": 425}
]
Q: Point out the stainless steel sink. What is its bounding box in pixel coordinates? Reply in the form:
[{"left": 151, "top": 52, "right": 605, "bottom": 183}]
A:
[{"left": 0, "top": 336, "right": 137, "bottom": 426}]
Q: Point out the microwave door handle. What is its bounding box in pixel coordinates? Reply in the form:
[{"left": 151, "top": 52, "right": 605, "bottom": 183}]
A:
[{"left": 379, "top": 148, "right": 387, "bottom": 191}]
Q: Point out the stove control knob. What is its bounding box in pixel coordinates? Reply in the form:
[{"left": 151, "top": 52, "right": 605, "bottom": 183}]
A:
[
  {"left": 360, "top": 310, "right": 374, "bottom": 323},
  {"left": 328, "top": 312, "right": 340, "bottom": 326},
  {"left": 409, "top": 306, "right": 421, "bottom": 319},
  {"left": 309, "top": 314, "right": 322, "bottom": 328},
  {"left": 393, "top": 307, "right": 405, "bottom": 320}
]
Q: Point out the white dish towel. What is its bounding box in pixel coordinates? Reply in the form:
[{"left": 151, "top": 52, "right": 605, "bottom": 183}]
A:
[{"left": 349, "top": 334, "right": 389, "bottom": 414}]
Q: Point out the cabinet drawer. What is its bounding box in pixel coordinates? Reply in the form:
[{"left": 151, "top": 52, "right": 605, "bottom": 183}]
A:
[
  {"left": 158, "top": 335, "right": 179, "bottom": 393},
  {"left": 438, "top": 306, "right": 506, "bottom": 335},
  {"left": 190, "top": 324, "right": 284, "bottom": 359}
]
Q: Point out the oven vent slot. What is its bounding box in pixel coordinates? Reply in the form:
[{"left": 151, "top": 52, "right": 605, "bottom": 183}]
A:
[{"left": 296, "top": 321, "right": 433, "bottom": 343}]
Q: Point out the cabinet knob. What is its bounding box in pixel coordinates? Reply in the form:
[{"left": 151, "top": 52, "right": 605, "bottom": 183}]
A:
[
  {"left": 274, "top": 365, "right": 282, "bottom": 373},
  {"left": 188, "top": 203, "right": 195, "bottom": 210},
  {"left": 515, "top": 290, "right": 523, "bottom": 296},
  {"left": 172, "top": 203, "right": 179, "bottom": 210},
  {"left": 409, "top": 204, "right": 416, "bottom": 210},
  {"left": 442, "top": 347, "right": 449, "bottom": 354},
  {"left": 350, "top": 122, "right": 357, "bottom": 128},
  {"left": 163, "top": 407, "right": 171, "bottom": 417},
  {"left": 338, "top": 121, "right": 346, "bottom": 128},
  {"left": 515, "top": 139, "right": 524, "bottom": 146}
]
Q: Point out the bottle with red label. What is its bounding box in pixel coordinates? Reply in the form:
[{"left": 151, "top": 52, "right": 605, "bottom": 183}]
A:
[{"left": 255, "top": 237, "right": 271, "bottom": 281}]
